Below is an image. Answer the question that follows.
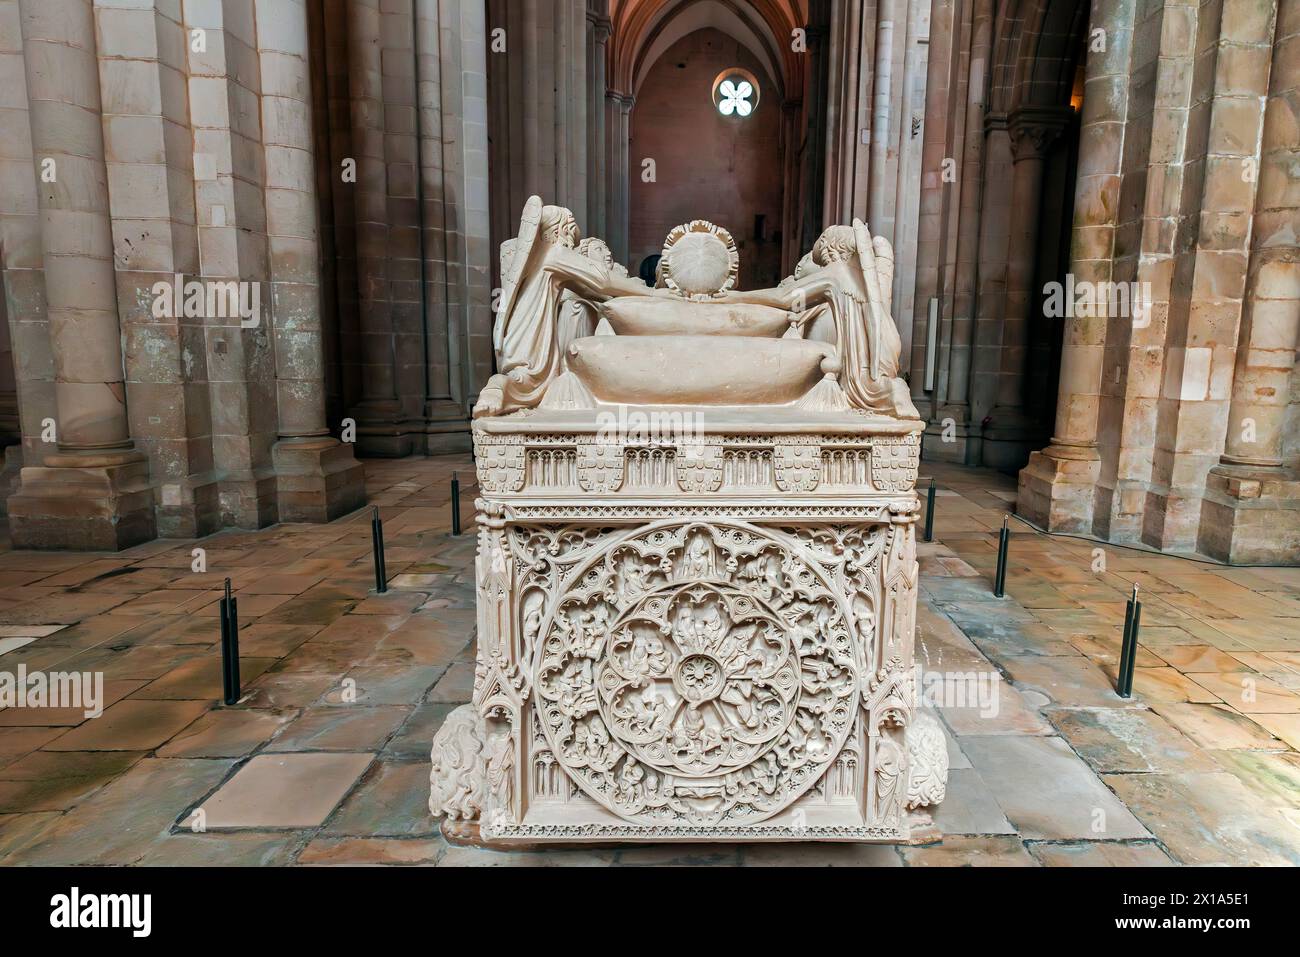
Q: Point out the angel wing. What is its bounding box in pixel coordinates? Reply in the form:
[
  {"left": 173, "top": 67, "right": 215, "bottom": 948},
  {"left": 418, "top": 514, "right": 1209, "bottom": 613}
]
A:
[
  {"left": 872, "top": 235, "right": 895, "bottom": 318},
  {"left": 852, "top": 218, "right": 888, "bottom": 379},
  {"left": 493, "top": 194, "right": 544, "bottom": 357}
]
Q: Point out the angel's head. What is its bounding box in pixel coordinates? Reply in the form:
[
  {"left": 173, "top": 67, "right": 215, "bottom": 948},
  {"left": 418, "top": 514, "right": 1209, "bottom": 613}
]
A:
[
  {"left": 812, "top": 225, "right": 857, "bottom": 265},
  {"left": 541, "top": 204, "right": 580, "bottom": 247}
]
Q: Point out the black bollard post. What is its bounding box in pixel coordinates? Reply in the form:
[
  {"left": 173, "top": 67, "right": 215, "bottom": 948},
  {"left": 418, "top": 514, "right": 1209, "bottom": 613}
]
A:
[
  {"left": 1117, "top": 583, "right": 1142, "bottom": 698},
  {"left": 220, "top": 577, "right": 240, "bottom": 705},
  {"left": 451, "top": 471, "right": 462, "bottom": 537},
  {"left": 923, "top": 478, "right": 936, "bottom": 543},
  {"left": 993, "top": 515, "right": 1010, "bottom": 598},
  {"left": 371, "top": 505, "right": 387, "bottom": 594}
]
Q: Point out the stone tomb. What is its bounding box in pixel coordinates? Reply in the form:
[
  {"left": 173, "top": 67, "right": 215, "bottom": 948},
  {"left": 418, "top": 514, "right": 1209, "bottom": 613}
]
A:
[{"left": 429, "top": 201, "right": 948, "bottom": 843}]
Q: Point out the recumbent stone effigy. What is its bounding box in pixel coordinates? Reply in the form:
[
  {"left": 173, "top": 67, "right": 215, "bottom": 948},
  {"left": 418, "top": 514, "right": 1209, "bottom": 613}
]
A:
[{"left": 429, "top": 197, "right": 948, "bottom": 844}]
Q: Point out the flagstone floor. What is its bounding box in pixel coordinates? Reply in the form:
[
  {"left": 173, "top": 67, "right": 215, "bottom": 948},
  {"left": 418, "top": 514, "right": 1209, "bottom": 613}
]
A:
[{"left": 0, "top": 455, "right": 1296, "bottom": 866}]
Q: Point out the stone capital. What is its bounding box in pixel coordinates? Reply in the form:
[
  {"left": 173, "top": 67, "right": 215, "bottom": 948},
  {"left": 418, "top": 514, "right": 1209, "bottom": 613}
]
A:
[{"left": 1008, "top": 106, "right": 1073, "bottom": 160}]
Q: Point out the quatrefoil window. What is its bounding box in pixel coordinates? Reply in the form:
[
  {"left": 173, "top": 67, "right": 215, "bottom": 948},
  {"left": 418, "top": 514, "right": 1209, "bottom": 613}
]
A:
[{"left": 712, "top": 68, "right": 759, "bottom": 118}]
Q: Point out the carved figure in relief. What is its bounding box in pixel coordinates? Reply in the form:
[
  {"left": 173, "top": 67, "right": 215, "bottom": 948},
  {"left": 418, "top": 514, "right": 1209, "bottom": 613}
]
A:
[{"left": 485, "top": 724, "right": 515, "bottom": 815}]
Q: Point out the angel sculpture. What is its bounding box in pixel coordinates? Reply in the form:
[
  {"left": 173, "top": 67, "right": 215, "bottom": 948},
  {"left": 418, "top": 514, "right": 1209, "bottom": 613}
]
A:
[
  {"left": 475, "top": 197, "right": 918, "bottom": 421},
  {"left": 476, "top": 196, "right": 669, "bottom": 418}
]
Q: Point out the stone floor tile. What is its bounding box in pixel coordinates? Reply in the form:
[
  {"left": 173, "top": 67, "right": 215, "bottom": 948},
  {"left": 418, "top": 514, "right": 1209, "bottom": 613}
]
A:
[
  {"left": 1155, "top": 645, "right": 1256, "bottom": 673},
  {"left": 1119, "top": 666, "right": 1224, "bottom": 704},
  {"left": 321, "top": 664, "right": 445, "bottom": 706},
  {"left": 134, "top": 831, "right": 304, "bottom": 866},
  {"left": 130, "top": 655, "right": 277, "bottom": 700},
  {"left": 199, "top": 752, "right": 374, "bottom": 829},
  {"left": 939, "top": 681, "right": 1054, "bottom": 736},
  {"left": 1206, "top": 749, "right": 1300, "bottom": 811},
  {"left": 426, "top": 660, "right": 475, "bottom": 704},
  {"left": 298, "top": 835, "right": 444, "bottom": 866},
  {"left": 267, "top": 705, "right": 409, "bottom": 752},
  {"left": 43, "top": 699, "right": 210, "bottom": 751},
  {"left": 1248, "top": 713, "right": 1300, "bottom": 750},
  {"left": 1104, "top": 771, "right": 1300, "bottom": 866},
  {"left": 240, "top": 672, "right": 339, "bottom": 708},
  {"left": 0, "top": 811, "right": 60, "bottom": 858},
  {"left": 4, "top": 757, "right": 235, "bottom": 865},
  {"left": 1027, "top": 841, "right": 1175, "bottom": 867},
  {"left": 900, "top": 835, "right": 1037, "bottom": 866},
  {"left": 440, "top": 842, "right": 618, "bottom": 867},
  {"left": 614, "top": 843, "right": 742, "bottom": 866},
  {"left": 1048, "top": 707, "right": 1218, "bottom": 774},
  {"left": 0, "top": 726, "right": 66, "bottom": 768},
  {"left": 157, "top": 708, "right": 298, "bottom": 758},
  {"left": 1151, "top": 702, "right": 1287, "bottom": 750},
  {"left": 321, "top": 759, "right": 439, "bottom": 837},
  {"left": 0, "top": 749, "right": 146, "bottom": 812},
  {"left": 382, "top": 701, "right": 458, "bottom": 760},
  {"left": 960, "top": 735, "right": 1150, "bottom": 840},
  {"left": 0, "top": 679, "right": 148, "bottom": 727},
  {"left": 999, "top": 654, "right": 1131, "bottom": 709},
  {"left": 932, "top": 768, "right": 1015, "bottom": 835},
  {"left": 739, "top": 842, "right": 903, "bottom": 866},
  {"left": 1185, "top": 672, "right": 1300, "bottom": 713}
]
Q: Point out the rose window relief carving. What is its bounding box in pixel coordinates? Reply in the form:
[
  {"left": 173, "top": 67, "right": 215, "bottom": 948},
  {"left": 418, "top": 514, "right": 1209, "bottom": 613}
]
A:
[{"left": 533, "top": 522, "right": 860, "bottom": 826}]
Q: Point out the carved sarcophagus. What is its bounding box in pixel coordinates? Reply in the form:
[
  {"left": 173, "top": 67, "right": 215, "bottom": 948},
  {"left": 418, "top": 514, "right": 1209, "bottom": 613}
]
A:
[{"left": 429, "top": 201, "right": 947, "bottom": 845}]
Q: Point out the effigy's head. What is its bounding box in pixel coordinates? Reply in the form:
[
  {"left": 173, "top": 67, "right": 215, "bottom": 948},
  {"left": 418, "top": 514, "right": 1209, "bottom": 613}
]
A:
[
  {"left": 812, "top": 225, "right": 857, "bottom": 265},
  {"left": 541, "top": 205, "right": 580, "bottom": 247},
  {"left": 659, "top": 220, "right": 739, "bottom": 299}
]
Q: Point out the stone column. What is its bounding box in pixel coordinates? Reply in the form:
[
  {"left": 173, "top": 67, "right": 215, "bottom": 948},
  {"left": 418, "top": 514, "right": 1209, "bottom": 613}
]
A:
[
  {"left": 587, "top": 4, "right": 610, "bottom": 239},
  {"left": 606, "top": 91, "right": 633, "bottom": 268},
  {"left": 259, "top": 0, "right": 365, "bottom": 521},
  {"left": 930, "top": 0, "right": 992, "bottom": 464},
  {"left": 984, "top": 107, "right": 1067, "bottom": 468},
  {"left": 7, "top": 0, "right": 154, "bottom": 549},
  {"left": 1202, "top": 0, "right": 1299, "bottom": 563},
  {"left": 0, "top": 0, "right": 56, "bottom": 494},
  {"left": 1018, "top": 0, "right": 1133, "bottom": 532},
  {"left": 346, "top": 0, "right": 406, "bottom": 454}
]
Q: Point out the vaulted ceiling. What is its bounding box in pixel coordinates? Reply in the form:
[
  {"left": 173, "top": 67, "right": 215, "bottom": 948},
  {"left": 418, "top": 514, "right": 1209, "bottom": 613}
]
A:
[{"left": 607, "top": 0, "right": 809, "bottom": 100}]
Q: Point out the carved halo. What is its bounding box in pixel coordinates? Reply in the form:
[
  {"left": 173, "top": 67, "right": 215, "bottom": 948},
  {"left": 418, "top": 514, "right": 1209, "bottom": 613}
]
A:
[{"left": 659, "top": 220, "right": 739, "bottom": 299}]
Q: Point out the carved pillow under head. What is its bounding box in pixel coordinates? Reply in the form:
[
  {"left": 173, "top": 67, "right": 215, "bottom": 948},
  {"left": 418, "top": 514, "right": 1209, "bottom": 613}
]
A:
[{"left": 599, "top": 297, "right": 791, "bottom": 337}]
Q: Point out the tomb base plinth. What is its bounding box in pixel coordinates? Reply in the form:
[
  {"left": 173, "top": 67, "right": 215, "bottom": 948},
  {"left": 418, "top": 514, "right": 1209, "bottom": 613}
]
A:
[{"left": 430, "top": 408, "right": 948, "bottom": 845}]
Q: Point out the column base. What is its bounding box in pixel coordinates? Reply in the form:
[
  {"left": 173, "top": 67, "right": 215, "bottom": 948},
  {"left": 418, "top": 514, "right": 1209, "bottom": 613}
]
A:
[
  {"left": 273, "top": 437, "right": 366, "bottom": 523},
  {"left": 348, "top": 399, "right": 416, "bottom": 457},
  {"left": 1198, "top": 465, "right": 1300, "bottom": 565},
  {"left": 8, "top": 451, "right": 156, "bottom": 551},
  {"left": 922, "top": 408, "right": 979, "bottom": 464},
  {"left": 1017, "top": 443, "right": 1099, "bottom": 534},
  {"left": 981, "top": 407, "right": 1042, "bottom": 471}
]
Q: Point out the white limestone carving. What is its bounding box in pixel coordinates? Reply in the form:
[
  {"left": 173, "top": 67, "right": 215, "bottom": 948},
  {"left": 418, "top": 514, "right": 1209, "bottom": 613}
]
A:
[
  {"left": 431, "top": 201, "right": 946, "bottom": 844},
  {"left": 473, "top": 196, "right": 917, "bottom": 421},
  {"left": 428, "top": 704, "right": 487, "bottom": 821}
]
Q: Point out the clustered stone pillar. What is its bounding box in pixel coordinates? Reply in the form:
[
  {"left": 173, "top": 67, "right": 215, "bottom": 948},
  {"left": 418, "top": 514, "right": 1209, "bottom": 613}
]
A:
[
  {"left": 1202, "top": 0, "right": 1300, "bottom": 562},
  {"left": 606, "top": 92, "right": 633, "bottom": 267},
  {"left": 7, "top": 0, "right": 154, "bottom": 549},
  {"left": 1017, "top": 0, "right": 1133, "bottom": 533},
  {"left": 983, "top": 107, "right": 1067, "bottom": 467},
  {"left": 346, "top": 0, "right": 406, "bottom": 454},
  {"left": 262, "top": 0, "right": 366, "bottom": 520}
]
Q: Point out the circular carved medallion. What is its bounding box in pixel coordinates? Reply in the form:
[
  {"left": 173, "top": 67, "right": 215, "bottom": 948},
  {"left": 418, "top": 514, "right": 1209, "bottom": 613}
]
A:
[
  {"left": 533, "top": 521, "right": 861, "bottom": 826},
  {"left": 660, "top": 221, "right": 738, "bottom": 298}
]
